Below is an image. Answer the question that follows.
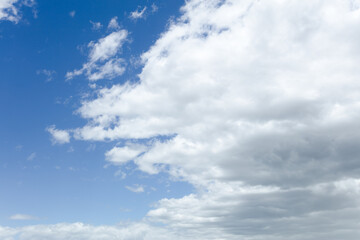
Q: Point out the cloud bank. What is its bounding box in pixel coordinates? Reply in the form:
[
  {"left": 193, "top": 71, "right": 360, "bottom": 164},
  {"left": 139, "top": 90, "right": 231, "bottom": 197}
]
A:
[{"left": 40, "top": 0, "right": 360, "bottom": 239}]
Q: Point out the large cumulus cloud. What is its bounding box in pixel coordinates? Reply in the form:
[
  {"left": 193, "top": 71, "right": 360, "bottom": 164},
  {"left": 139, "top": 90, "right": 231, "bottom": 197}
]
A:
[{"left": 41, "top": 0, "right": 360, "bottom": 239}]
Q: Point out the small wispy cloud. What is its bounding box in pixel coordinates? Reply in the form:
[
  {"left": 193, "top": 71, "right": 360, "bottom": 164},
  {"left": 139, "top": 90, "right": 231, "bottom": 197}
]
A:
[
  {"left": 151, "top": 4, "right": 158, "bottom": 13},
  {"left": 69, "top": 10, "right": 76, "bottom": 18},
  {"left": 125, "top": 184, "right": 144, "bottom": 193},
  {"left": 114, "top": 169, "right": 126, "bottom": 179},
  {"left": 107, "top": 16, "right": 120, "bottom": 30},
  {"left": 27, "top": 152, "right": 36, "bottom": 161},
  {"left": 37, "top": 69, "right": 56, "bottom": 82},
  {"left": 129, "top": 7, "right": 147, "bottom": 20},
  {"left": 10, "top": 214, "right": 38, "bottom": 220},
  {"left": 90, "top": 20, "right": 102, "bottom": 30},
  {"left": 86, "top": 144, "right": 96, "bottom": 152}
]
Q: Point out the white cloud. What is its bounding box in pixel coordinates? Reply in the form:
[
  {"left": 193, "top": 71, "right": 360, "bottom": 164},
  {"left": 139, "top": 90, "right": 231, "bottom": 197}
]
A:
[
  {"left": 58, "top": 0, "right": 360, "bottom": 238},
  {"left": 66, "top": 29, "right": 128, "bottom": 81},
  {"left": 90, "top": 20, "right": 102, "bottom": 30},
  {"left": 129, "top": 6, "right": 147, "bottom": 20},
  {"left": 125, "top": 184, "right": 145, "bottom": 193},
  {"left": 105, "top": 143, "right": 146, "bottom": 165},
  {"left": 0, "top": 0, "right": 19, "bottom": 22},
  {"left": 88, "top": 31, "right": 127, "bottom": 62},
  {"left": 26, "top": 152, "right": 36, "bottom": 161},
  {"left": 87, "top": 58, "right": 126, "bottom": 81},
  {"left": 46, "top": 125, "right": 70, "bottom": 144},
  {"left": 0, "top": 0, "right": 34, "bottom": 22},
  {"left": 10, "top": 214, "right": 38, "bottom": 220},
  {"left": 107, "top": 16, "right": 120, "bottom": 30}
]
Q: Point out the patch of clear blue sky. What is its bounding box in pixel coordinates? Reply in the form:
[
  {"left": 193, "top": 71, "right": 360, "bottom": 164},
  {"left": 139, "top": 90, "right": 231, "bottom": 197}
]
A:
[{"left": 0, "top": 0, "right": 193, "bottom": 227}]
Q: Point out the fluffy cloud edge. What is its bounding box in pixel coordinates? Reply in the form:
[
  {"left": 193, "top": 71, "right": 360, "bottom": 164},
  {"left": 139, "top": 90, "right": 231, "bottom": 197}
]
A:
[{"left": 0, "top": 0, "right": 35, "bottom": 23}]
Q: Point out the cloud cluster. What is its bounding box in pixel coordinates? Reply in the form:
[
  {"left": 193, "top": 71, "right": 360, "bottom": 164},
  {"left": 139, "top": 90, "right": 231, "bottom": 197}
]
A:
[
  {"left": 0, "top": 0, "right": 33, "bottom": 22},
  {"left": 53, "top": 0, "right": 360, "bottom": 239},
  {"left": 66, "top": 18, "right": 127, "bottom": 81},
  {"left": 46, "top": 125, "right": 70, "bottom": 145}
]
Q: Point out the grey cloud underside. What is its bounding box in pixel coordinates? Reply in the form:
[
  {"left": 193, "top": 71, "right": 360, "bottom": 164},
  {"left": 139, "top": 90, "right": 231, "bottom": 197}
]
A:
[{"left": 42, "top": 0, "right": 360, "bottom": 239}]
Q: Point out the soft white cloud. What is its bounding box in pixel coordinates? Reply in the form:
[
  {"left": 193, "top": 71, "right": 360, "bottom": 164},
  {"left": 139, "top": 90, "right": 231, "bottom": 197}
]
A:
[
  {"left": 107, "top": 16, "right": 120, "bottom": 30},
  {"left": 105, "top": 143, "right": 146, "bottom": 165},
  {"left": 129, "top": 6, "right": 147, "bottom": 20},
  {"left": 46, "top": 125, "right": 70, "bottom": 144},
  {"left": 58, "top": 0, "right": 360, "bottom": 238},
  {"left": 88, "top": 31, "right": 127, "bottom": 62},
  {"left": 125, "top": 184, "right": 145, "bottom": 193},
  {"left": 66, "top": 28, "right": 127, "bottom": 81},
  {"left": 0, "top": 0, "right": 19, "bottom": 22},
  {"left": 87, "top": 58, "right": 126, "bottom": 81},
  {"left": 0, "top": 0, "right": 34, "bottom": 22},
  {"left": 10, "top": 214, "right": 38, "bottom": 220}
]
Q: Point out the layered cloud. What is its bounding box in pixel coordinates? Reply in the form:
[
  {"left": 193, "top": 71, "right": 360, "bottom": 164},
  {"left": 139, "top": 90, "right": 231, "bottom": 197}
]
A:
[{"left": 50, "top": 0, "right": 360, "bottom": 239}]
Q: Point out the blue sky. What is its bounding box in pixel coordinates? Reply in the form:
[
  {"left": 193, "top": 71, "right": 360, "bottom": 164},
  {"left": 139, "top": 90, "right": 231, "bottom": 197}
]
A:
[{"left": 2, "top": 0, "right": 360, "bottom": 239}]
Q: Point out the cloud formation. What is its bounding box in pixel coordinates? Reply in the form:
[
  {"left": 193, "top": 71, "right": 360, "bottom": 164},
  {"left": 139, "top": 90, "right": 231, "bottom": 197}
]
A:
[
  {"left": 0, "top": 0, "right": 34, "bottom": 22},
  {"left": 129, "top": 6, "right": 147, "bottom": 20},
  {"left": 107, "top": 16, "right": 120, "bottom": 30},
  {"left": 55, "top": 0, "right": 360, "bottom": 239},
  {"left": 46, "top": 125, "right": 70, "bottom": 144},
  {"left": 66, "top": 21, "right": 127, "bottom": 81},
  {"left": 90, "top": 20, "right": 102, "bottom": 30}
]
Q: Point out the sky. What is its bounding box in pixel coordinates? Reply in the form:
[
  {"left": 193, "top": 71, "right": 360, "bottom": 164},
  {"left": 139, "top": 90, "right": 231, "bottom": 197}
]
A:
[{"left": 1, "top": 0, "right": 360, "bottom": 239}]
